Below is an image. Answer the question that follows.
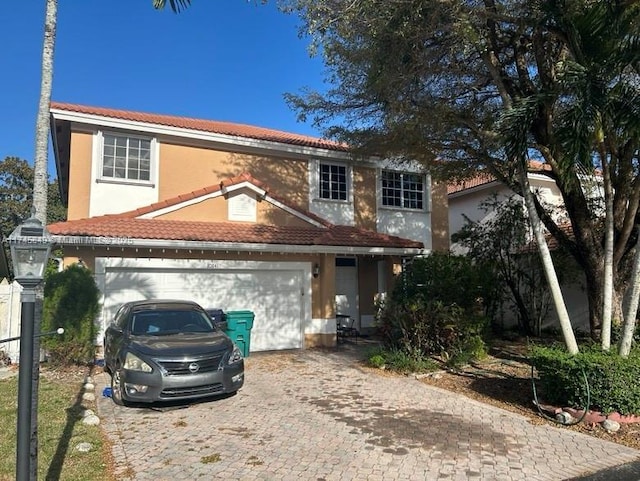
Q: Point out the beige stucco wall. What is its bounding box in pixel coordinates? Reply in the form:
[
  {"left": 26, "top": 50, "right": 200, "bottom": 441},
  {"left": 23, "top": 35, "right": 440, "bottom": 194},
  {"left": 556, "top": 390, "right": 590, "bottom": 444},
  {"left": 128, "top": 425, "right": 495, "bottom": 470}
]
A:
[
  {"left": 353, "top": 166, "right": 377, "bottom": 231},
  {"left": 153, "top": 195, "right": 311, "bottom": 227},
  {"left": 67, "top": 131, "right": 94, "bottom": 220},
  {"left": 358, "top": 257, "right": 379, "bottom": 318},
  {"left": 158, "top": 142, "right": 310, "bottom": 211},
  {"left": 430, "top": 181, "right": 450, "bottom": 251}
]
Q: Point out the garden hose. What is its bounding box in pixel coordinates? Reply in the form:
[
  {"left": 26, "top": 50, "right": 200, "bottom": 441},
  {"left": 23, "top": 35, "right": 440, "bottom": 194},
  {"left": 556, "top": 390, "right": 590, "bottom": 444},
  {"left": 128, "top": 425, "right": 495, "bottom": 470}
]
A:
[{"left": 531, "top": 365, "right": 590, "bottom": 426}]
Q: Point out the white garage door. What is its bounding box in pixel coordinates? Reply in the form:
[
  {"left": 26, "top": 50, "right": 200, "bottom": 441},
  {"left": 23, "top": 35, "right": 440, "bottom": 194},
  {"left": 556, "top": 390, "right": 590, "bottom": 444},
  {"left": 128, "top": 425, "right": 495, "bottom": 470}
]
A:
[{"left": 101, "top": 263, "right": 305, "bottom": 352}]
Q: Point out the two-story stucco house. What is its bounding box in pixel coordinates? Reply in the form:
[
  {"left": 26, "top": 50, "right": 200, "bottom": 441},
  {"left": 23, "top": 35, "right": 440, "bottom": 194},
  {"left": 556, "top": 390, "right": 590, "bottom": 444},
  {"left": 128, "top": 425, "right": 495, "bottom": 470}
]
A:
[{"left": 48, "top": 102, "right": 449, "bottom": 352}]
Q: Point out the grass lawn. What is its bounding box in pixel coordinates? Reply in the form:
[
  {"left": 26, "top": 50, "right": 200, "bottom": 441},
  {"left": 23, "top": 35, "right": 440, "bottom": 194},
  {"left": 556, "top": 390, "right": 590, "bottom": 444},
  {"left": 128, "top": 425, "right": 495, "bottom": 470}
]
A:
[{"left": 0, "top": 366, "right": 113, "bottom": 481}]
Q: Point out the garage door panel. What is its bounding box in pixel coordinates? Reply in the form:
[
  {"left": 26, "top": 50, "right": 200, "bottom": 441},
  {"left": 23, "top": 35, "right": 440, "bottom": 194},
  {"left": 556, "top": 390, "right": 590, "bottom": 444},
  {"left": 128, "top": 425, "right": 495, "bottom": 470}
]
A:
[{"left": 103, "top": 267, "right": 304, "bottom": 351}]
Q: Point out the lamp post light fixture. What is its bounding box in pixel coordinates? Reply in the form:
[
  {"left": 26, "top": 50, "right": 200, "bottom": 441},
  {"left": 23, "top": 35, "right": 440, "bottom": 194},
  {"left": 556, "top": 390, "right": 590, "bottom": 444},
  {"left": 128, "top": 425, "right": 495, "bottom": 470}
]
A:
[{"left": 7, "top": 215, "right": 52, "bottom": 481}]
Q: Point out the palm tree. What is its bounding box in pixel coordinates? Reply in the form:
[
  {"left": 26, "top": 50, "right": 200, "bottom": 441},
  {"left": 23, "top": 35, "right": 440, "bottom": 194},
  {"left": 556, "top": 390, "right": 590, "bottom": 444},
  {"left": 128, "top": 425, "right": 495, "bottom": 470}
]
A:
[
  {"left": 28, "top": 2, "right": 191, "bottom": 477},
  {"left": 153, "top": 0, "right": 191, "bottom": 12},
  {"left": 550, "top": 1, "right": 640, "bottom": 353}
]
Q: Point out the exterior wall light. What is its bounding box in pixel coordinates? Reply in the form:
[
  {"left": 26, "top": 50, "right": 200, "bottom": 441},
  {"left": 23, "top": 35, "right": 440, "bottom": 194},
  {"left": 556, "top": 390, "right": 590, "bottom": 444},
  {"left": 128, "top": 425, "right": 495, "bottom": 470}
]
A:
[{"left": 313, "top": 263, "right": 320, "bottom": 278}]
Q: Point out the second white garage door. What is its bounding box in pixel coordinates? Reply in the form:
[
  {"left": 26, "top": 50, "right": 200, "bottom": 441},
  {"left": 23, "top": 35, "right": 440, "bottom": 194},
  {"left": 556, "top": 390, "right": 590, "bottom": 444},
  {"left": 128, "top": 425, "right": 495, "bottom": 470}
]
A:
[{"left": 98, "top": 259, "right": 308, "bottom": 352}]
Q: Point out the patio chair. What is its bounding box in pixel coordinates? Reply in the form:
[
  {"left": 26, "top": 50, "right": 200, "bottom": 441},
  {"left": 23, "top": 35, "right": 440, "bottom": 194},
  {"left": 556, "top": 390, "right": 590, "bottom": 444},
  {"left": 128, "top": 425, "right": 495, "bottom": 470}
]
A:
[{"left": 336, "top": 314, "right": 359, "bottom": 344}]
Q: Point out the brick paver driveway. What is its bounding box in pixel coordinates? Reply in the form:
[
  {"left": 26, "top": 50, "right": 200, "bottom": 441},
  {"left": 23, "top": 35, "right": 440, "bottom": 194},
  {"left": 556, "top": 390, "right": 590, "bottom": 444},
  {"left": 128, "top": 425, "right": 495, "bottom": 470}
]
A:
[{"left": 95, "top": 346, "right": 639, "bottom": 481}]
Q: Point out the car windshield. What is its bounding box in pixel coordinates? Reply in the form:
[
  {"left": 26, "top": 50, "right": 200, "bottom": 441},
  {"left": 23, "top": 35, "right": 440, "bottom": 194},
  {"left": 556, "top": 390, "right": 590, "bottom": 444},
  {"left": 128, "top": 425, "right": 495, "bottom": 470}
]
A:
[{"left": 130, "top": 309, "right": 215, "bottom": 336}]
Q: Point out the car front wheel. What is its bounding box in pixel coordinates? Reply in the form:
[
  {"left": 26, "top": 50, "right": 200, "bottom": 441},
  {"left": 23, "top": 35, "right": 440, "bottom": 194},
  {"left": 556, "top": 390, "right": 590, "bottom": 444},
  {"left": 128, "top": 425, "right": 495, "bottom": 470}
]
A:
[{"left": 111, "top": 367, "right": 127, "bottom": 406}]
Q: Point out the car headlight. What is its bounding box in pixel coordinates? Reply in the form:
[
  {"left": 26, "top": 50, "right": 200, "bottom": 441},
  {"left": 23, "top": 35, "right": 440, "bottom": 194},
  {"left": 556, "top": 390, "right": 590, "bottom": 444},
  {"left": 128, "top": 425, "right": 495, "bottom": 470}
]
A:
[
  {"left": 227, "top": 345, "right": 243, "bottom": 365},
  {"left": 124, "top": 352, "right": 152, "bottom": 372}
]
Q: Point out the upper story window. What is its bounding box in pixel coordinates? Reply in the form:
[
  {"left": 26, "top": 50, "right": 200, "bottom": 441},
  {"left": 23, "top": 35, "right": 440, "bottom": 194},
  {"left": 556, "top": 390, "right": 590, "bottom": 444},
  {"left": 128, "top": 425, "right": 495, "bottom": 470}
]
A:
[
  {"left": 102, "top": 133, "right": 151, "bottom": 182},
  {"left": 381, "top": 170, "right": 424, "bottom": 210},
  {"left": 319, "top": 162, "right": 347, "bottom": 201}
]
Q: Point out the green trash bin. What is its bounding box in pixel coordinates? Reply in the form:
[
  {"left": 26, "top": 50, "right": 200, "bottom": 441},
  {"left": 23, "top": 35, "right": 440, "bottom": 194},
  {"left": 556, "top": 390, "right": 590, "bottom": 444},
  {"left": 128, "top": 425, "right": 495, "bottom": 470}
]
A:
[{"left": 224, "top": 310, "right": 255, "bottom": 357}]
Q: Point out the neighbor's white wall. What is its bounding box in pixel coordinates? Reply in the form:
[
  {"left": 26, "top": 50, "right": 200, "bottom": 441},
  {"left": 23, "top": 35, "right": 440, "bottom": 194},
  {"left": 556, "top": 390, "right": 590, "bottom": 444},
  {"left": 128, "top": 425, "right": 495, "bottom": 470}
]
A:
[{"left": 0, "top": 280, "right": 23, "bottom": 363}]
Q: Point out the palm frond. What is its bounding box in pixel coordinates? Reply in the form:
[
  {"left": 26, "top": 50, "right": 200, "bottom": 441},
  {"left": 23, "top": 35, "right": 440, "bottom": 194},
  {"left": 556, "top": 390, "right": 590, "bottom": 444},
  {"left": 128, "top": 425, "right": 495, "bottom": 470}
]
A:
[{"left": 152, "top": 0, "right": 191, "bottom": 13}]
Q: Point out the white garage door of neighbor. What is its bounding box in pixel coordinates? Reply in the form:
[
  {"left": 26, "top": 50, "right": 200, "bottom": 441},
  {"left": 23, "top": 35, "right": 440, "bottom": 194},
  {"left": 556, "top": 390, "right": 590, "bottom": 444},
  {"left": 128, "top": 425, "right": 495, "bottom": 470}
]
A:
[{"left": 103, "top": 268, "right": 304, "bottom": 351}]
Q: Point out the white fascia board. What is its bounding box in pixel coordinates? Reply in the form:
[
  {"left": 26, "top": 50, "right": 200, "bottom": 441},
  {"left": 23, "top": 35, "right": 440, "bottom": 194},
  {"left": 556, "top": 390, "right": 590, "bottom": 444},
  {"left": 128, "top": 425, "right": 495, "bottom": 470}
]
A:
[
  {"left": 50, "top": 108, "right": 352, "bottom": 161},
  {"left": 52, "top": 235, "right": 424, "bottom": 256},
  {"left": 136, "top": 181, "right": 262, "bottom": 218},
  {"left": 137, "top": 180, "right": 325, "bottom": 228},
  {"left": 448, "top": 180, "right": 502, "bottom": 199}
]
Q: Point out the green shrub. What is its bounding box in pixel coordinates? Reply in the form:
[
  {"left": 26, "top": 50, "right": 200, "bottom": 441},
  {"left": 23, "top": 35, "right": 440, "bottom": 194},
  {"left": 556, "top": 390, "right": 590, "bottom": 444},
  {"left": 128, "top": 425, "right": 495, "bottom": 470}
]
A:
[
  {"left": 377, "top": 298, "right": 489, "bottom": 363},
  {"left": 42, "top": 264, "right": 101, "bottom": 366},
  {"left": 368, "top": 354, "right": 386, "bottom": 369},
  {"left": 530, "top": 344, "right": 640, "bottom": 415},
  {"left": 367, "top": 348, "right": 438, "bottom": 374},
  {"left": 446, "top": 335, "right": 488, "bottom": 368}
]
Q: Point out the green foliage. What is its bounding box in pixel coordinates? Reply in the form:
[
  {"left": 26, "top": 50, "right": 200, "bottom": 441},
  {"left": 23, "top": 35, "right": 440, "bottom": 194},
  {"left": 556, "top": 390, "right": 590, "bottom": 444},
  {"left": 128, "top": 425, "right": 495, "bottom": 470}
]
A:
[
  {"left": 367, "top": 353, "right": 386, "bottom": 369},
  {"left": 0, "top": 156, "right": 33, "bottom": 238},
  {"left": 42, "top": 264, "right": 101, "bottom": 365},
  {"left": 455, "top": 194, "right": 580, "bottom": 336},
  {"left": 0, "top": 156, "right": 67, "bottom": 278},
  {"left": 530, "top": 344, "right": 640, "bottom": 415},
  {"left": 376, "top": 253, "right": 492, "bottom": 366},
  {"left": 366, "top": 347, "right": 438, "bottom": 374},
  {"left": 0, "top": 156, "right": 66, "bottom": 238},
  {"left": 285, "top": 0, "right": 640, "bottom": 340},
  {"left": 447, "top": 335, "right": 487, "bottom": 368},
  {"left": 399, "top": 253, "right": 498, "bottom": 312}
]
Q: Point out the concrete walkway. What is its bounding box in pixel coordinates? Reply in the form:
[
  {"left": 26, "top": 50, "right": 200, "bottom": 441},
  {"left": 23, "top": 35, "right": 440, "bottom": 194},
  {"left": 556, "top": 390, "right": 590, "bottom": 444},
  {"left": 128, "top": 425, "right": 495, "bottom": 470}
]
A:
[{"left": 95, "top": 347, "right": 639, "bottom": 481}]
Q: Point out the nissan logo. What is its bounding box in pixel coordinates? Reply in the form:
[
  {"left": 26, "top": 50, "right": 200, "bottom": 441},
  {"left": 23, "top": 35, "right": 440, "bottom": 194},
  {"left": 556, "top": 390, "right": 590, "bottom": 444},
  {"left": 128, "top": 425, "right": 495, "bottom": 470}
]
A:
[{"left": 188, "top": 362, "right": 200, "bottom": 373}]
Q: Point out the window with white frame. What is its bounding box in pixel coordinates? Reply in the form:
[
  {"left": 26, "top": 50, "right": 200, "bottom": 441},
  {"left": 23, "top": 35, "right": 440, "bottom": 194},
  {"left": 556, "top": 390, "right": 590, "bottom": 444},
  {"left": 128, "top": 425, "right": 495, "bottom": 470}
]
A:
[
  {"left": 381, "top": 170, "right": 424, "bottom": 209},
  {"left": 101, "top": 133, "right": 151, "bottom": 182},
  {"left": 319, "top": 162, "right": 347, "bottom": 201}
]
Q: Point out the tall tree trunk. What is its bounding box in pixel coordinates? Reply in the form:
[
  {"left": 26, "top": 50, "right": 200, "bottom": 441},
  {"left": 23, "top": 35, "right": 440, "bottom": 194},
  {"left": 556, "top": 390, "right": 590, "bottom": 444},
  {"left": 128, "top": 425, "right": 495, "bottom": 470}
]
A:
[
  {"left": 585, "top": 256, "right": 604, "bottom": 340},
  {"left": 31, "top": 1, "right": 57, "bottom": 479},
  {"left": 599, "top": 141, "right": 614, "bottom": 350},
  {"left": 518, "top": 161, "right": 579, "bottom": 354},
  {"left": 33, "top": 0, "right": 57, "bottom": 225},
  {"left": 620, "top": 231, "right": 640, "bottom": 357}
]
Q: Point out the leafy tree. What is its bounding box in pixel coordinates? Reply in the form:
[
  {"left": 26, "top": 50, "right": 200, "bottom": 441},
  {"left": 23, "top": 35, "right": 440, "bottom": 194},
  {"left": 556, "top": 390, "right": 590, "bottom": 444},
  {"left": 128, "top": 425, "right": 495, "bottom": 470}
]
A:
[
  {"left": 0, "top": 156, "right": 66, "bottom": 238},
  {"left": 282, "top": 0, "right": 640, "bottom": 353},
  {"left": 455, "top": 195, "right": 578, "bottom": 336},
  {"left": 0, "top": 157, "right": 33, "bottom": 238}
]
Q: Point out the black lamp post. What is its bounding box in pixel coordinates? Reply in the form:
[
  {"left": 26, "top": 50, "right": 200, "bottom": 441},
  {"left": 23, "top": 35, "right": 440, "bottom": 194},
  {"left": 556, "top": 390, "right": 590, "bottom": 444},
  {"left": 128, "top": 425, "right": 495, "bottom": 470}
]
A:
[{"left": 7, "top": 216, "right": 52, "bottom": 481}]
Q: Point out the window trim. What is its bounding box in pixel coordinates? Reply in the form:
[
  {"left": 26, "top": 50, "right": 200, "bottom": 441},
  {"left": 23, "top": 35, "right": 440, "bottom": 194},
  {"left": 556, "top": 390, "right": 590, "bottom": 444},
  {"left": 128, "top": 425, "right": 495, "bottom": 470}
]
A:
[
  {"left": 317, "top": 161, "right": 349, "bottom": 202},
  {"left": 98, "top": 130, "right": 156, "bottom": 185},
  {"left": 379, "top": 169, "right": 427, "bottom": 211}
]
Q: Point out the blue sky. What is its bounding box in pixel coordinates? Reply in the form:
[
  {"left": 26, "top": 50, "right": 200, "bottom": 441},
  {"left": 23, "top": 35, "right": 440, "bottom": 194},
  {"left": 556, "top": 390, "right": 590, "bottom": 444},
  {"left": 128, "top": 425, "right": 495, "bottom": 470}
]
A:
[{"left": 0, "top": 1, "right": 327, "bottom": 177}]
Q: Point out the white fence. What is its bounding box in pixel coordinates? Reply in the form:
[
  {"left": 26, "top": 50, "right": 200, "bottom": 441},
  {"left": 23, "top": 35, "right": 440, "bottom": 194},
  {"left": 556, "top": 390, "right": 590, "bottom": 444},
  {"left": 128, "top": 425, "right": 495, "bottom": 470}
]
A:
[{"left": 0, "top": 279, "right": 23, "bottom": 364}]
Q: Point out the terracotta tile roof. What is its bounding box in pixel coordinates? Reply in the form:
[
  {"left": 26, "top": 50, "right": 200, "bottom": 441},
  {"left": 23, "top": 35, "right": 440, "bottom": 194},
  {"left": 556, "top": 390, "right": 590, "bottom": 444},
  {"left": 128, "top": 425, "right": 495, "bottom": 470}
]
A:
[
  {"left": 50, "top": 102, "right": 350, "bottom": 152},
  {"left": 447, "top": 161, "right": 553, "bottom": 195},
  {"left": 447, "top": 172, "right": 497, "bottom": 195},
  {"left": 47, "top": 169, "right": 422, "bottom": 251},
  {"left": 521, "top": 221, "right": 574, "bottom": 253},
  {"left": 47, "top": 217, "right": 423, "bottom": 250}
]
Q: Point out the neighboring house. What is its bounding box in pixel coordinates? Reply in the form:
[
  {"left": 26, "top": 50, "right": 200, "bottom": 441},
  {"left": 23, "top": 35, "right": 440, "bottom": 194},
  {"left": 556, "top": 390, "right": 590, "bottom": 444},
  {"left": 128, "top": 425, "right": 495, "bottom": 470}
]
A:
[
  {"left": 448, "top": 162, "right": 565, "bottom": 246},
  {"left": 447, "top": 163, "right": 590, "bottom": 332},
  {"left": 48, "top": 102, "right": 450, "bottom": 352}
]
